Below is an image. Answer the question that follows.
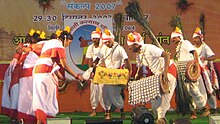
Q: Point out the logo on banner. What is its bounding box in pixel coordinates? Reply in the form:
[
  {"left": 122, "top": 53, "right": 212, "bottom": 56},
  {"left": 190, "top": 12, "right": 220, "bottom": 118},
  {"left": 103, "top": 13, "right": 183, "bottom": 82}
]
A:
[{"left": 64, "top": 18, "right": 113, "bottom": 77}]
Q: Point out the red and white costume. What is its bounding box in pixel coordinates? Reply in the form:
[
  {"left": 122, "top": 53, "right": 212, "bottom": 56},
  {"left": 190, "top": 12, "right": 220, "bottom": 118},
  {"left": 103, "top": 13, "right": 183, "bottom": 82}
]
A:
[
  {"left": 1, "top": 53, "right": 21, "bottom": 117},
  {"left": 32, "top": 39, "right": 65, "bottom": 124},
  {"left": 17, "top": 41, "right": 45, "bottom": 123}
]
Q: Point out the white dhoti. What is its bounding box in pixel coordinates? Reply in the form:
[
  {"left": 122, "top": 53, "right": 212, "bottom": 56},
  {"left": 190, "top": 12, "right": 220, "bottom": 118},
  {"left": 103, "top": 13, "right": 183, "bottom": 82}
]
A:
[
  {"left": 151, "top": 73, "right": 177, "bottom": 119},
  {"left": 103, "top": 85, "right": 124, "bottom": 110},
  {"left": 90, "top": 82, "right": 105, "bottom": 110},
  {"left": 32, "top": 73, "right": 58, "bottom": 123},
  {"left": 185, "top": 80, "right": 206, "bottom": 109}
]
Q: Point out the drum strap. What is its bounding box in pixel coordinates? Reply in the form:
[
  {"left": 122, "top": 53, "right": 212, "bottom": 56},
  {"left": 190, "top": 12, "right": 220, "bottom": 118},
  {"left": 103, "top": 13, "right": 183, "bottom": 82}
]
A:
[
  {"left": 97, "top": 43, "right": 119, "bottom": 66},
  {"left": 135, "top": 49, "right": 146, "bottom": 79}
]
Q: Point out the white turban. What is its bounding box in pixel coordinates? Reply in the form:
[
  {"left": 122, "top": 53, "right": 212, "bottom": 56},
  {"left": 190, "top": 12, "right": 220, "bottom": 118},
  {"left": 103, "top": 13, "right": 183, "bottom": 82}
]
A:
[
  {"left": 192, "top": 27, "right": 203, "bottom": 41},
  {"left": 101, "top": 29, "right": 114, "bottom": 42},
  {"left": 171, "top": 27, "right": 184, "bottom": 40},
  {"left": 126, "top": 32, "right": 144, "bottom": 46},
  {"left": 91, "top": 27, "right": 102, "bottom": 39}
]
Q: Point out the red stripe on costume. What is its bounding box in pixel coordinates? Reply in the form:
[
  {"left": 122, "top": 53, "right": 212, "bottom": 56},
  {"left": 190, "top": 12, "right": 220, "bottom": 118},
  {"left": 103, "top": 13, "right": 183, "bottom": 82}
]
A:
[
  {"left": 10, "top": 109, "right": 18, "bottom": 119},
  {"left": 168, "top": 63, "right": 177, "bottom": 78},
  {"left": 18, "top": 53, "right": 28, "bottom": 64},
  {"left": 32, "top": 44, "right": 44, "bottom": 56},
  {"left": 35, "top": 109, "right": 47, "bottom": 124},
  {"left": 13, "top": 53, "right": 21, "bottom": 60},
  {"left": 18, "top": 111, "right": 37, "bottom": 124},
  {"left": 102, "top": 38, "right": 113, "bottom": 41},
  {"left": 40, "top": 48, "right": 66, "bottom": 59},
  {"left": 9, "top": 64, "right": 22, "bottom": 93},
  {"left": 35, "top": 109, "right": 54, "bottom": 124},
  {"left": 1, "top": 107, "right": 10, "bottom": 117},
  {"left": 34, "top": 64, "right": 53, "bottom": 73},
  {"left": 20, "top": 67, "right": 34, "bottom": 78}
]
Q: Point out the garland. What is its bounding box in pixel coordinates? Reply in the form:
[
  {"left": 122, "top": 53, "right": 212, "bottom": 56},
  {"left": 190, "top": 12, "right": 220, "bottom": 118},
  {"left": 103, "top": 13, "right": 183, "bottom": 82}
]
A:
[
  {"left": 169, "top": 15, "right": 186, "bottom": 39},
  {"left": 176, "top": 0, "right": 193, "bottom": 15},
  {"left": 38, "top": 0, "right": 54, "bottom": 12},
  {"left": 199, "top": 13, "right": 205, "bottom": 37},
  {"left": 58, "top": 79, "right": 89, "bottom": 95},
  {"left": 114, "top": 12, "right": 124, "bottom": 45}
]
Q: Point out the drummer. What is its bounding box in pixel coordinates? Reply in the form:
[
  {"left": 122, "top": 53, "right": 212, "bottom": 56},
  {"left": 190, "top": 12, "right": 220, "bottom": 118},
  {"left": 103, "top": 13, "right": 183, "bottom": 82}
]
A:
[
  {"left": 126, "top": 32, "right": 177, "bottom": 124},
  {"left": 93, "top": 29, "right": 132, "bottom": 120},
  {"left": 171, "top": 27, "right": 210, "bottom": 119}
]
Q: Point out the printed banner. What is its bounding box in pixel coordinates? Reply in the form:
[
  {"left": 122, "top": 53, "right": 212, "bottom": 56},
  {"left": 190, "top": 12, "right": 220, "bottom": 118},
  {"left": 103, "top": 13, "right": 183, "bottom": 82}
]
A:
[{"left": 64, "top": 18, "right": 113, "bottom": 76}]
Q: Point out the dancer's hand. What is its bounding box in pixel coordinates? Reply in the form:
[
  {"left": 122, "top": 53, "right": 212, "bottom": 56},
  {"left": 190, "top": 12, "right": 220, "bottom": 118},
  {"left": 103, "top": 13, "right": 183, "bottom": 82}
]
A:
[{"left": 77, "top": 74, "right": 84, "bottom": 82}]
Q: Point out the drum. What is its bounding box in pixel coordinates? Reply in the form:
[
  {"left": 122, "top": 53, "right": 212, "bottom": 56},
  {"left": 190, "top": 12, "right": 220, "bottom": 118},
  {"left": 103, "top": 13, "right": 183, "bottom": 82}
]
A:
[
  {"left": 176, "top": 60, "right": 201, "bottom": 82},
  {"left": 128, "top": 75, "right": 162, "bottom": 105},
  {"left": 93, "top": 66, "right": 129, "bottom": 85}
]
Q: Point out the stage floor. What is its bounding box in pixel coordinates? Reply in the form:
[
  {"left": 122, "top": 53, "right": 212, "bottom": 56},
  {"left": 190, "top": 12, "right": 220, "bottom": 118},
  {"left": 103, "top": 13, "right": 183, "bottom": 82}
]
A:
[{"left": 0, "top": 111, "right": 211, "bottom": 124}]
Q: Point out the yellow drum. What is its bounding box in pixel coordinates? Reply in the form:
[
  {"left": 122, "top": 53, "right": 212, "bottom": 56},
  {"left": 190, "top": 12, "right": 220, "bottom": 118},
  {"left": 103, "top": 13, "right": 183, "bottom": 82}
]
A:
[{"left": 93, "top": 66, "right": 129, "bottom": 85}]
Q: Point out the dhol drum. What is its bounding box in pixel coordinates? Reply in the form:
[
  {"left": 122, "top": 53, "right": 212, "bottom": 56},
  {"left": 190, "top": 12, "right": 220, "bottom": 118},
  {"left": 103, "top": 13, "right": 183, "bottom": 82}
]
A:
[
  {"left": 128, "top": 74, "right": 164, "bottom": 105},
  {"left": 175, "top": 60, "right": 201, "bottom": 82},
  {"left": 93, "top": 66, "right": 129, "bottom": 85}
]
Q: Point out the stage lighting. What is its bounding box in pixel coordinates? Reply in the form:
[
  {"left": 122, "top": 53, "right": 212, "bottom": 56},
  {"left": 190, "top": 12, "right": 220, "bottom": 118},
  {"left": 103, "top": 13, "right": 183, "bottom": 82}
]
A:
[{"left": 131, "top": 106, "right": 154, "bottom": 124}]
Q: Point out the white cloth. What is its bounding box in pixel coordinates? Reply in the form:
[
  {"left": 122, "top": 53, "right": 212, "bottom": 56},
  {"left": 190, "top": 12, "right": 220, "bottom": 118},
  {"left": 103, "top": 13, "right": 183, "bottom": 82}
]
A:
[
  {"left": 33, "top": 73, "right": 59, "bottom": 116},
  {"left": 137, "top": 44, "right": 164, "bottom": 75},
  {"left": 90, "top": 83, "right": 105, "bottom": 110},
  {"left": 195, "top": 43, "right": 215, "bottom": 66},
  {"left": 177, "top": 40, "right": 195, "bottom": 61},
  {"left": 86, "top": 44, "right": 101, "bottom": 61}
]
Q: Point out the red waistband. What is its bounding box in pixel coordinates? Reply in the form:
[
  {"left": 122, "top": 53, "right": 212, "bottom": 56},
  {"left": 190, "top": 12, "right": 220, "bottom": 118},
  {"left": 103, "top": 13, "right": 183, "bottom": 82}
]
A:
[
  {"left": 168, "top": 63, "right": 177, "bottom": 78},
  {"left": 20, "top": 67, "right": 34, "bottom": 78},
  {"left": 34, "top": 64, "right": 53, "bottom": 73}
]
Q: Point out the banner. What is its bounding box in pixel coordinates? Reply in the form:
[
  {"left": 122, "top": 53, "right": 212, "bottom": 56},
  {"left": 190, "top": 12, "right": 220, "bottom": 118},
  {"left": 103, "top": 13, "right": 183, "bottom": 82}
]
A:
[
  {"left": 0, "top": 0, "right": 220, "bottom": 62},
  {"left": 64, "top": 18, "right": 113, "bottom": 76}
]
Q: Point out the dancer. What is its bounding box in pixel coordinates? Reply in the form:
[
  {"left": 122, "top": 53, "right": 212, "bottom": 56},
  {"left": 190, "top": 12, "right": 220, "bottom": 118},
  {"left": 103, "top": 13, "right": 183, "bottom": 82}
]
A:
[
  {"left": 126, "top": 32, "right": 177, "bottom": 124},
  {"left": 171, "top": 27, "right": 210, "bottom": 119},
  {"left": 85, "top": 28, "right": 106, "bottom": 116},
  {"left": 93, "top": 29, "right": 132, "bottom": 120},
  {"left": 17, "top": 30, "right": 46, "bottom": 124},
  {"left": 192, "top": 27, "right": 219, "bottom": 114},
  {"left": 32, "top": 27, "right": 83, "bottom": 124}
]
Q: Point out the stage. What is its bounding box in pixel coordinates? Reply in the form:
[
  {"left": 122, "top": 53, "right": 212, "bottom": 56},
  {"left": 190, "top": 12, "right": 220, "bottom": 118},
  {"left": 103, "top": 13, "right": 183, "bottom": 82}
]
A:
[
  {"left": 0, "top": 111, "right": 211, "bottom": 124},
  {"left": 0, "top": 62, "right": 220, "bottom": 124}
]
